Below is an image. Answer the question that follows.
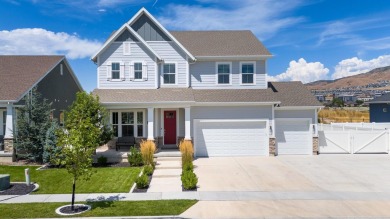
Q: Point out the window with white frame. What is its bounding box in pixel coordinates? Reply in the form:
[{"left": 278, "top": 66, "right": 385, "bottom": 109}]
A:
[
  {"left": 163, "top": 63, "right": 176, "bottom": 84},
  {"left": 112, "top": 111, "right": 145, "bottom": 137},
  {"left": 217, "top": 63, "right": 231, "bottom": 84},
  {"left": 241, "top": 62, "right": 255, "bottom": 84},
  {"left": 134, "top": 62, "right": 142, "bottom": 80},
  {"left": 111, "top": 62, "right": 120, "bottom": 79}
]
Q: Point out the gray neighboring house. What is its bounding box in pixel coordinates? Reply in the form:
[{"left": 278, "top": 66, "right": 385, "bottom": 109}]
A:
[
  {"left": 369, "top": 93, "right": 390, "bottom": 123},
  {"left": 92, "top": 8, "right": 322, "bottom": 157},
  {"left": 0, "top": 55, "right": 82, "bottom": 162}
]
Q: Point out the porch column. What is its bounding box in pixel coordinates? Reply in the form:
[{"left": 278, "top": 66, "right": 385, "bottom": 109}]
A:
[
  {"left": 147, "top": 107, "right": 154, "bottom": 140},
  {"left": 4, "top": 104, "right": 13, "bottom": 139},
  {"left": 184, "top": 107, "right": 191, "bottom": 140}
]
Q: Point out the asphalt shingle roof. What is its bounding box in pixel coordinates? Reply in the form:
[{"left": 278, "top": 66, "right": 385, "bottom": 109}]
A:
[
  {"left": 0, "top": 55, "right": 64, "bottom": 101},
  {"left": 170, "top": 30, "right": 272, "bottom": 57},
  {"left": 93, "top": 82, "right": 321, "bottom": 107},
  {"left": 369, "top": 93, "right": 390, "bottom": 103}
]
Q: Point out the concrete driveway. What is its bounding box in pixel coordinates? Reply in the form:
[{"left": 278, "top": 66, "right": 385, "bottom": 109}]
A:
[{"left": 182, "top": 155, "right": 390, "bottom": 218}]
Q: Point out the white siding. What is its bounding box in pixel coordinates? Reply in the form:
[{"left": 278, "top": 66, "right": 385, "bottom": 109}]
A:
[
  {"left": 190, "top": 105, "right": 272, "bottom": 136},
  {"left": 191, "top": 60, "right": 266, "bottom": 89},
  {"left": 275, "top": 109, "right": 317, "bottom": 124},
  {"left": 148, "top": 42, "right": 188, "bottom": 87},
  {"left": 98, "top": 42, "right": 156, "bottom": 88}
]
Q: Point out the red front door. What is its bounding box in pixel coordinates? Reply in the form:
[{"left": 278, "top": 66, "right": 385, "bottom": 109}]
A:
[{"left": 164, "top": 111, "right": 176, "bottom": 144}]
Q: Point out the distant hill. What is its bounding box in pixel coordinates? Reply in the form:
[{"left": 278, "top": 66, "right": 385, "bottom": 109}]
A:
[{"left": 306, "top": 66, "right": 390, "bottom": 90}]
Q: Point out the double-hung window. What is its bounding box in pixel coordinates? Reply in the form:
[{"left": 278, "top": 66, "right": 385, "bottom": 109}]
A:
[
  {"left": 241, "top": 62, "right": 255, "bottom": 84},
  {"left": 217, "top": 63, "right": 231, "bottom": 84},
  {"left": 111, "top": 62, "right": 120, "bottom": 79},
  {"left": 134, "top": 62, "right": 142, "bottom": 80},
  {"left": 121, "top": 112, "right": 134, "bottom": 137},
  {"left": 163, "top": 63, "right": 176, "bottom": 84}
]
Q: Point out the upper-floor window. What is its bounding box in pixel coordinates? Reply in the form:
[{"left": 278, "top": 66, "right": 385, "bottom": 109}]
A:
[
  {"left": 217, "top": 62, "right": 231, "bottom": 84},
  {"left": 111, "top": 62, "right": 120, "bottom": 79},
  {"left": 240, "top": 62, "right": 255, "bottom": 84},
  {"left": 163, "top": 63, "right": 176, "bottom": 84},
  {"left": 134, "top": 62, "right": 143, "bottom": 80}
]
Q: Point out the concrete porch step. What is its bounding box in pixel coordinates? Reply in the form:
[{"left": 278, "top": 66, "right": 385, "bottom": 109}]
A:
[
  {"left": 156, "top": 157, "right": 182, "bottom": 162},
  {"left": 152, "top": 168, "right": 182, "bottom": 178},
  {"left": 155, "top": 160, "right": 181, "bottom": 170},
  {"left": 154, "top": 151, "right": 181, "bottom": 158}
]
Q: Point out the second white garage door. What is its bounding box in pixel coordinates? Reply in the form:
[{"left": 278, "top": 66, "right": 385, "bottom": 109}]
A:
[
  {"left": 275, "top": 119, "right": 312, "bottom": 155},
  {"left": 194, "top": 120, "right": 268, "bottom": 157}
]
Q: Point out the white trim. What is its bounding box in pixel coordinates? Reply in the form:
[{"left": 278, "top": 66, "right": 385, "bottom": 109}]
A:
[
  {"left": 196, "top": 55, "right": 273, "bottom": 61},
  {"left": 160, "top": 108, "right": 179, "bottom": 145},
  {"left": 215, "top": 62, "right": 232, "bottom": 85},
  {"left": 239, "top": 61, "right": 256, "bottom": 85},
  {"left": 123, "top": 41, "right": 131, "bottom": 55},
  {"left": 97, "top": 56, "right": 100, "bottom": 88},
  {"left": 275, "top": 106, "right": 323, "bottom": 110},
  {"left": 154, "top": 58, "right": 158, "bottom": 88},
  {"left": 147, "top": 107, "right": 154, "bottom": 140},
  {"left": 109, "top": 109, "right": 146, "bottom": 138},
  {"left": 184, "top": 107, "right": 191, "bottom": 140},
  {"left": 193, "top": 119, "right": 270, "bottom": 157},
  {"left": 161, "top": 62, "right": 178, "bottom": 86},
  {"left": 271, "top": 104, "right": 275, "bottom": 138}
]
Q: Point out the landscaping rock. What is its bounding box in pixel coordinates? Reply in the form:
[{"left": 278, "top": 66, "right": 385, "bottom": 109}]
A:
[{"left": 0, "top": 174, "right": 10, "bottom": 191}]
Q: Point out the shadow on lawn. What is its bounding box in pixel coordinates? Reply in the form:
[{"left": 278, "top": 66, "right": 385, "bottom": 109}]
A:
[{"left": 86, "top": 194, "right": 126, "bottom": 209}]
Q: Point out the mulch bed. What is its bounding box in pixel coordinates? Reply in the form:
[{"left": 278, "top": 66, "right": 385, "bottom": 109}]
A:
[
  {"left": 0, "top": 183, "right": 35, "bottom": 195},
  {"left": 182, "top": 186, "right": 197, "bottom": 192},
  {"left": 58, "top": 204, "right": 90, "bottom": 215},
  {"left": 132, "top": 175, "right": 152, "bottom": 193}
]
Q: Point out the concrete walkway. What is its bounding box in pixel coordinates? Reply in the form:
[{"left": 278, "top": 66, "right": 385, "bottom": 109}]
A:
[{"left": 148, "top": 157, "right": 182, "bottom": 193}]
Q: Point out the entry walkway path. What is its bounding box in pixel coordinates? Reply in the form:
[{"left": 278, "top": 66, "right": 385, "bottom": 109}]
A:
[{"left": 148, "top": 157, "right": 182, "bottom": 193}]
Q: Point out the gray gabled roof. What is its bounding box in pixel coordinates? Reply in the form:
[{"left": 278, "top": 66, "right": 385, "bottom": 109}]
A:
[
  {"left": 93, "top": 82, "right": 321, "bottom": 107},
  {"left": 369, "top": 93, "right": 390, "bottom": 103},
  {"left": 0, "top": 55, "right": 64, "bottom": 102},
  {"left": 170, "top": 30, "right": 272, "bottom": 57}
]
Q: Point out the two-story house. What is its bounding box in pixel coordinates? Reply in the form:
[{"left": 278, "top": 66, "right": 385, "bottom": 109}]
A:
[{"left": 92, "top": 8, "right": 322, "bottom": 156}]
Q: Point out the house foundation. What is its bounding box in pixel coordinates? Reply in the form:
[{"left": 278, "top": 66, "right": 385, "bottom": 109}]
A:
[{"left": 313, "top": 137, "right": 319, "bottom": 155}]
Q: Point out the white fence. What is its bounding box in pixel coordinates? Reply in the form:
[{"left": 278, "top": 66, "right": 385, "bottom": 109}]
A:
[{"left": 318, "top": 123, "right": 390, "bottom": 154}]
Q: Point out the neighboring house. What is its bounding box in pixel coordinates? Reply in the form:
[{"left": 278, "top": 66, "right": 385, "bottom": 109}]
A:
[
  {"left": 0, "top": 55, "right": 82, "bottom": 161},
  {"left": 369, "top": 93, "right": 390, "bottom": 122},
  {"left": 91, "top": 8, "right": 322, "bottom": 157}
]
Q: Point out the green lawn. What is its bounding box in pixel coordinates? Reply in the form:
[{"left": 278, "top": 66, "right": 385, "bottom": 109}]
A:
[
  {"left": 0, "top": 165, "right": 141, "bottom": 194},
  {"left": 0, "top": 200, "right": 197, "bottom": 218}
]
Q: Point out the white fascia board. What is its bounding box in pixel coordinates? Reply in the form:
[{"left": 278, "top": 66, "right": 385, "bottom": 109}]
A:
[
  {"left": 275, "top": 106, "right": 323, "bottom": 110},
  {"left": 91, "top": 24, "right": 127, "bottom": 62},
  {"left": 128, "top": 8, "right": 196, "bottom": 61},
  {"left": 125, "top": 25, "right": 162, "bottom": 61},
  {"left": 196, "top": 55, "right": 273, "bottom": 61},
  {"left": 194, "top": 102, "right": 280, "bottom": 106}
]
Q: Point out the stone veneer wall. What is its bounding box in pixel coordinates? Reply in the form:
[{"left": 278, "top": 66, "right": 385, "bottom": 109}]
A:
[
  {"left": 313, "top": 137, "right": 319, "bottom": 155},
  {"left": 269, "top": 138, "right": 276, "bottom": 156},
  {"left": 4, "top": 139, "right": 13, "bottom": 153}
]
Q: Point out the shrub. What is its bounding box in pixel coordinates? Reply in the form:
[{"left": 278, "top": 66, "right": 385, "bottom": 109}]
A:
[
  {"left": 143, "top": 165, "right": 154, "bottom": 176},
  {"left": 135, "top": 174, "right": 149, "bottom": 189},
  {"left": 97, "top": 155, "right": 108, "bottom": 166},
  {"left": 140, "top": 140, "right": 156, "bottom": 166},
  {"left": 128, "top": 147, "right": 144, "bottom": 166},
  {"left": 43, "top": 121, "right": 63, "bottom": 164},
  {"left": 181, "top": 170, "right": 198, "bottom": 190},
  {"left": 179, "top": 140, "right": 194, "bottom": 169},
  {"left": 182, "top": 161, "right": 193, "bottom": 172}
]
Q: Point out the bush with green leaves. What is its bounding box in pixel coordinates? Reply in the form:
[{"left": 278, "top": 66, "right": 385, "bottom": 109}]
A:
[
  {"left": 135, "top": 174, "right": 149, "bottom": 189},
  {"left": 182, "top": 161, "right": 194, "bottom": 172},
  {"left": 128, "top": 147, "right": 144, "bottom": 166},
  {"left": 143, "top": 165, "right": 154, "bottom": 176},
  {"left": 97, "top": 155, "right": 108, "bottom": 166},
  {"left": 181, "top": 170, "right": 198, "bottom": 190}
]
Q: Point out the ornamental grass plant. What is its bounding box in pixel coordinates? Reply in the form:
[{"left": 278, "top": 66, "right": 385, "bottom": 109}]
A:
[
  {"left": 179, "top": 140, "right": 194, "bottom": 170},
  {"left": 140, "top": 140, "right": 156, "bottom": 166}
]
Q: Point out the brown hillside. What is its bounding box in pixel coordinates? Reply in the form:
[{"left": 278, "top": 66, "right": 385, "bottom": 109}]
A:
[{"left": 306, "top": 66, "right": 390, "bottom": 90}]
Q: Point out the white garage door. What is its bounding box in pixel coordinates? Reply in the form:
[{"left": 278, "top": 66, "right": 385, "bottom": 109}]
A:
[
  {"left": 194, "top": 120, "right": 268, "bottom": 157},
  {"left": 276, "top": 119, "right": 312, "bottom": 155}
]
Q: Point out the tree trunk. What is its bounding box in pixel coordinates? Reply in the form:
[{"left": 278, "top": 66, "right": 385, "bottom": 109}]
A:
[{"left": 71, "top": 178, "right": 76, "bottom": 211}]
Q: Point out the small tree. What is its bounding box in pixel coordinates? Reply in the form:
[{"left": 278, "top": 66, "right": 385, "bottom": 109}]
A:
[
  {"left": 15, "top": 88, "right": 52, "bottom": 163},
  {"left": 43, "top": 121, "right": 63, "bottom": 164},
  {"left": 56, "top": 92, "right": 112, "bottom": 210}
]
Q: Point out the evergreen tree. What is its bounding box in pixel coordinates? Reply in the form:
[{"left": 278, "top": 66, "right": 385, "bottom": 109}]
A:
[
  {"left": 43, "top": 121, "right": 63, "bottom": 164},
  {"left": 15, "top": 88, "right": 52, "bottom": 163},
  {"left": 55, "top": 91, "right": 112, "bottom": 210}
]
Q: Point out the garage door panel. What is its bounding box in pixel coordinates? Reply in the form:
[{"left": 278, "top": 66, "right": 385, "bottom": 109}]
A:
[
  {"left": 195, "top": 120, "right": 268, "bottom": 157},
  {"left": 276, "top": 119, "right": 312, "bottom": 155}
]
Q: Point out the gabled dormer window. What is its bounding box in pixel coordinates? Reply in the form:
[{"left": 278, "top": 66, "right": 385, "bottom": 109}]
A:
[
  {"left": 111, "top": 62, "right": 120, "bottom": 79},
  {"left": 240, "top": 62, "right": 256, "bottom": 85},
  {"left": 216, "top": 62, "right": 231, "bottom": 85}
]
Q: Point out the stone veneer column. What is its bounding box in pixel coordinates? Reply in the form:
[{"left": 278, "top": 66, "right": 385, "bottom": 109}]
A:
[
  {"left": 313, "top": 137, "right": 319, "bottom": 155},
  {"left": 269, "top": 137, "right": 276, "bottom": 156}
]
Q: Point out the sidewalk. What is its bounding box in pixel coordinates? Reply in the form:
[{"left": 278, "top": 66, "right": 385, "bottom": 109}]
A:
[{"left": 3, "top": 191, "right": 390, "bottom": 204}]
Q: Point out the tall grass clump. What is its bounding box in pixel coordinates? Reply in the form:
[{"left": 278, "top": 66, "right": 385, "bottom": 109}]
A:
[
  {"left": 179, "top": 140, "right": 194, "bottom": 171},
  {"left": 140, "top": 140, "right": 156, "bottom": 166}
]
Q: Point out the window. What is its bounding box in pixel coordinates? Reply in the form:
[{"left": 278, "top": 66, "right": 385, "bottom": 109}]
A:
[
  {"left": 241, "top": 62, "right": 255, "bottom": 84},
  {"left": 121, "top": 112, "right": 134, "bottom": 137},
  {"left": 217, "top": 63, "right": 231, "bottom": 84},
  {"left": 112, "top": 112, "right": 118, "bottom": 137},
  {"left": 111, "top": 62, "right": 120, "bottom": 79},
  {"left": 137, "top": 112, "right": 143, "bottom": 137},
  {"left": 163, "top": 63, "right": 176, "bottom": 84},
  {"left": 134, "top": 62, "right": 142, "bottom": 80}
]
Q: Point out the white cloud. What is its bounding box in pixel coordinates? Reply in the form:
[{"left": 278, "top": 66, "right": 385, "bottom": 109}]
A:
[
  {"left": 158, "top": 0, "right": 304, "bottom": 40},
  {"left": 0, "top": 28, "right": 102, "bottom": 59},
  {"left": 332, "top": 55, "right": 390, "bottom": 79},
  {"left": 270, "top": 58, "right": 329, "bottom": 83}
]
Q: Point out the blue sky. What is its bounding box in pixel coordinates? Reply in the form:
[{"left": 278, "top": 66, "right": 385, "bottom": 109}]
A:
[{"left": 1, "top": 0, "right": 390, "bottom": 91}]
